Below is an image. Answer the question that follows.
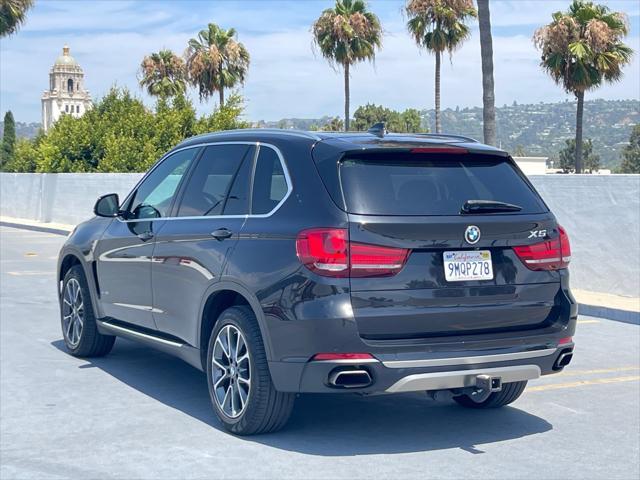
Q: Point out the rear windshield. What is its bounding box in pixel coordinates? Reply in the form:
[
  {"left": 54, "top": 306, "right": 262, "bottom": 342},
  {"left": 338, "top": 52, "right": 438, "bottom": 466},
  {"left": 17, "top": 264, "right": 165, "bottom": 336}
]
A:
[{"left": 339, "top": 153, "right": 547, "bottom": 216}]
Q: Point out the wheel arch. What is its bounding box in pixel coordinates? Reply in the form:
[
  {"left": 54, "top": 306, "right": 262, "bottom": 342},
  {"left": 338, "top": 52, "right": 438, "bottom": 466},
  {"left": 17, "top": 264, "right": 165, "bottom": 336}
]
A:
[
  {"left": 198, "top": 280, "right": 272, "bottom": 370},
  {"left": 58, "top": 249, "right": 102, "bottom": 318}
]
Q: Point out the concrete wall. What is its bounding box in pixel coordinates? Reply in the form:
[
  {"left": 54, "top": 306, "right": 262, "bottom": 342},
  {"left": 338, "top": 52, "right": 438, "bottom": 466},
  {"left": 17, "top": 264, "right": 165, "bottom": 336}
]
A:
[
  {"left": 1, "top": 172, "right": 639, "bottom": 297},
  {"left": 0, "top": 173, "right": 142, "bottom": 225},
  {"left": 530, "top": 175, "right": 640, "bottom": 297}
]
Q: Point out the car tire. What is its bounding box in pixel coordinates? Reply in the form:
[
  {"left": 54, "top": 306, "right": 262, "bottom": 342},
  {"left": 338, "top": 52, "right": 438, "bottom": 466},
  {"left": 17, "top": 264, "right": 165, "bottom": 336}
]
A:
[
  {"left": 60, "top": 265, "right": 115, "bottom": 357},
  {"left": 206, "top": 306, "right": 295, "bottom": 435},
  {"left": 453, "top": 381, "right": 527, "bottom": 408}
]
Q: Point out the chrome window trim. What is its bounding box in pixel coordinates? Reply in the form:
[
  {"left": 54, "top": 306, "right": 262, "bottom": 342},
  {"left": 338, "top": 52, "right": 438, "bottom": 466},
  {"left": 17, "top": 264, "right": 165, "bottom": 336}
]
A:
[{"left": 116, "top": 141, "right": 293, "bottom": 223}]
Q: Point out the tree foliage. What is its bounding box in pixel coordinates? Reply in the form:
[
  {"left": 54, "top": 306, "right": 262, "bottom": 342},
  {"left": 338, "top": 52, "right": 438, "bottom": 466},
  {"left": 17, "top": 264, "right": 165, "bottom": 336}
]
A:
[
  {"left": 534, "top": 0, "right": 632, "bottom": 172},
  {"left": 0, "top": 0, "right": 33, "bottom": 37},
  {"left": 352, "top": 103, "right": 427, "bottom": 133},
  {"left": 534, "top": 1, "right": 632, "bottom": 95},
  {"left": 312, "top": 0, "right": 382, "bottom": 130},
  {"left": 1, "top": 110, "right": 16, "bottom": 167},
  {"left": 5, "top": 87, "right": 248, "bottom": 173},
  {"left": 558, "top": 138, "right": 600, "bottom": 173},
  {"left": 619, "top": 125, "right": 640, "bottom": 173},
  {"left": 405, "top": 0, "right": 476, "bottom": 133},
  {"left": 322, "top": 117, "right": 344, "bottom": 132},
  {"left": 185, "top": 23, "right": 250, "bottom": 107},
  {"left": 139, "top": 49, "right": 187, "bottom": 99}
]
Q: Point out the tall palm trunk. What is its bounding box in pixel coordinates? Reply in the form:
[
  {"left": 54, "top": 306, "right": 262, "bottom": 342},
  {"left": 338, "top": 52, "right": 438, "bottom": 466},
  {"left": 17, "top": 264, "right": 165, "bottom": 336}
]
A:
[
  {"left": 478, "top": 0, "right": 496, "bottom": 146},
  {"left": 435, "top": 50, "right": 441, "bottom": 133},
  {"left": 575, "top": 90, "right": 584, "bottom": 173},
  {"left": 344, "top": 63, "right": 350, "bottom": 131},
  {"left": 218, "top": 66, "right": 225, "bottom": 107}
]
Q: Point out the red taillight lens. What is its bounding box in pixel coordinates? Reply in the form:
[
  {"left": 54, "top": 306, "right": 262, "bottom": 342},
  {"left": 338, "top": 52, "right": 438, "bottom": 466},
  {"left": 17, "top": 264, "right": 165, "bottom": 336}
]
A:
[
  {"left": 558, "top": 225, "right": 571, "bottom": 263},
  {"left": 311, "top": 353, "right": 374, "bottom": 361},
  {"left": 296, "top": 228, "right": 349, "bottom": 276},
  {"left": 410, "top": 147, "right": 468, "bottom": 154},
  {"left": 513, "top": 225, "right": 571, "bottom": 271},
  {"left": 558, "top": 336, "right": 573, "bottom": 345},
  {"left": 296, "top": 228, "right": 409, "bottom": 278},
  {"left": 350, "top": 242, "right": 409, "bottom": 277}
]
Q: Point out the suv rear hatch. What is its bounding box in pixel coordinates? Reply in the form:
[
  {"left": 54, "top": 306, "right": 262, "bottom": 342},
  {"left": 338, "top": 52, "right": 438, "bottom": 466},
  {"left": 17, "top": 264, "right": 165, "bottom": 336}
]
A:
[{"left": 312, "top": 141, "right": 570, "bottom": 340}]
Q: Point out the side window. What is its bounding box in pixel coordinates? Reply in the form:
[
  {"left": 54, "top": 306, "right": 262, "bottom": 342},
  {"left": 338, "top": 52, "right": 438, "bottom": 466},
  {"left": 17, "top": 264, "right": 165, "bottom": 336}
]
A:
[
  {"left": 252, "top": 146, "right": 288, "bottom": 215},
  {"left": 222, "top": 150, "right": 253, "bottom": 215},
  {"left": 177, "top": 144, "right": 253, "bottom": 217},
  {"left": 127, "top": 148, "right": 197, "bottom": 220}
]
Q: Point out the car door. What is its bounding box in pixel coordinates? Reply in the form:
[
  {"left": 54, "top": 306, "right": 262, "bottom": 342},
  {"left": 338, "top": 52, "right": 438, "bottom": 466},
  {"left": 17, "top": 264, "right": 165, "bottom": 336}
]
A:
[
  {"left": 95, "top": 147, "right": 200, "bottom": 329},
  {"left": 150, "top": 143, "right": 255, "bottom": 344}
]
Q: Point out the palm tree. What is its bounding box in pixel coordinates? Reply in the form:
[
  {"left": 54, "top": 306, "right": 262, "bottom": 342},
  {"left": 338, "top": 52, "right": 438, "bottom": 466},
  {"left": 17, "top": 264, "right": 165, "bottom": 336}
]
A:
[
  {"left": 405, "top": 0, "right": 477, "bottom": 133},
  {"left": 312, "top": 0, "right": 382, "bottom": 131},
  {"left": 477, "top": 0, "right": 495, "bottom": 146},
  {"left": 185, "top": 23, "right": 250, "bottom": 107},
  {"left": 139, "top": 50, "right": 187, "bottom": 100},
  {"left": 534, "top": 1, "right": 632, "bottom": 173},
  {"left": 0, "top": 0, "right": 33, "bottom": 37}
]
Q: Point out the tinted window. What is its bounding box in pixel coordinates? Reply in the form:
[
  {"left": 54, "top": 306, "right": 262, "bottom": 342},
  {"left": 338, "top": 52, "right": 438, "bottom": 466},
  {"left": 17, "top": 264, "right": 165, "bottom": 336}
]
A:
[
  {"left": 177, "top": 144, "right": 252, "bottom": 217},
  {"left": 340, "top": 153, "right": 547, "bottom": 216},
  {"left": 252, "top": 146, "right": 288, "bottom": 215},
  {"left": 127, "top": 148, "right": 197, "bottom": 220},
  {"left": 223, "top": 151, "right": 253, "bottom": 215}
]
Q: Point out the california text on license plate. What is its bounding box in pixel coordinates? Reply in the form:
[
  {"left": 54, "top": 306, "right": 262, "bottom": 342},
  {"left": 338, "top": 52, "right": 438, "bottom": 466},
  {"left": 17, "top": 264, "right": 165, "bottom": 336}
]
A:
[{"left": 443, "top": 250, "right": 494, "bottom": 282}]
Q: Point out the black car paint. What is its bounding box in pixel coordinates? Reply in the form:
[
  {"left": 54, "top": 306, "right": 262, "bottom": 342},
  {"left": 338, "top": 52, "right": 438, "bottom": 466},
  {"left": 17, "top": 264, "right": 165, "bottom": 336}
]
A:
[{"left": 57, "top": 130, "right": 578, "bottom": 393}]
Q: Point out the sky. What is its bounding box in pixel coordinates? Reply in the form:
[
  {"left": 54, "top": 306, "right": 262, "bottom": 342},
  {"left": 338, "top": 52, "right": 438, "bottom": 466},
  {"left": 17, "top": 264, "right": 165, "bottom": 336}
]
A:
[{"left": 1, "top": 0, "right": 639, "bottom": 124}]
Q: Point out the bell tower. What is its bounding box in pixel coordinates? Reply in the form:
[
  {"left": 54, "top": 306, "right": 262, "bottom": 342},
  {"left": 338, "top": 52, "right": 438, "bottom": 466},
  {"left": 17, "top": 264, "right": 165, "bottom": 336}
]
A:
[{"left": 41, "top": 45, "right": 92, "bottom": 132}]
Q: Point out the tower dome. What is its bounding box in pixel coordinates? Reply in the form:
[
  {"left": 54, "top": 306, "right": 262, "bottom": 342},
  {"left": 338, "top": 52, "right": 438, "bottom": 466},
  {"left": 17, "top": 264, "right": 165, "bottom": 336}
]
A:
[
  {"left": 41, "top": 45, "right": 92, "bottom": 132},
  {"left": 54, "top": 45, "right": 80, "bottom": 68}
]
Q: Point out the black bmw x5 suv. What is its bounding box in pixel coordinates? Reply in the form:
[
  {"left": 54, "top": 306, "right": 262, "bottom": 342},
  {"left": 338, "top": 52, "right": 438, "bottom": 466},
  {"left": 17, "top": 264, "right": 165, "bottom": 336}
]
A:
[{"left": 57, "top": 128, "right": 577, "bottom": 435}]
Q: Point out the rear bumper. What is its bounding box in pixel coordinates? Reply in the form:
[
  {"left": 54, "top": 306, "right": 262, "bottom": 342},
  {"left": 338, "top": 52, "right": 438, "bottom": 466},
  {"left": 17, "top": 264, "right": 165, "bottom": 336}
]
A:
[
  {"left": 269, "top": 341, "right": 575, "bottom": 393},
  {"left": 386, "top": 365, "right": 540, "bottom": 393},
  {"left": 264, "top": 271, "right": 577, "bottom": 393}
]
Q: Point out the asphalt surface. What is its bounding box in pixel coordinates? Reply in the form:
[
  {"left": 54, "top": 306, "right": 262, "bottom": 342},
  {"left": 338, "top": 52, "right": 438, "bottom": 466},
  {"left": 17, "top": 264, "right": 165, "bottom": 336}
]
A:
[{"left": 1, "top": 225, "right": 639, "bottom": 480}]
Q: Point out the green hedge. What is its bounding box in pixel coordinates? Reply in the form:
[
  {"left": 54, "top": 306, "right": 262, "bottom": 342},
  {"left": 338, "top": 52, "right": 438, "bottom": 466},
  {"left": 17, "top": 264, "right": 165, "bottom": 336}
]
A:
[{"left": 2, "top": 88, "right": 248, "bottom": 173}]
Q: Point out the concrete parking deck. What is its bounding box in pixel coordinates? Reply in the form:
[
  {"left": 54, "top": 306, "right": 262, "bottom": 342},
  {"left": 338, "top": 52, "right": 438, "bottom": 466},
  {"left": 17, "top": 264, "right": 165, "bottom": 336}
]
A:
[{"left": 1, "top": 226, "right": 639, "bottom": 479}]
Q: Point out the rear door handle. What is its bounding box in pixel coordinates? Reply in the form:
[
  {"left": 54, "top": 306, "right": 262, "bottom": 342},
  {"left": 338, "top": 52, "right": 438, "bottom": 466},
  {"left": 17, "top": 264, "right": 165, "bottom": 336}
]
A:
[
  {"left": 137, "top": 231, "right": 154, "bottom": 242},
  {"left": 211, "top": 228, "right": 233, "bottom": 240}
]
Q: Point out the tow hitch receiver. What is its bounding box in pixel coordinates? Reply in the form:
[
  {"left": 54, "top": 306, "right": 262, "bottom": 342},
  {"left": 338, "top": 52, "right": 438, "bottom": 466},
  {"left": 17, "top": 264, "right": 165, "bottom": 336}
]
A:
[
  {"left": 470, "top": 374, "right": 503, "bottom": 403},
  {"left": 476, "top": 374, "right": 503, "bottom": 393}
]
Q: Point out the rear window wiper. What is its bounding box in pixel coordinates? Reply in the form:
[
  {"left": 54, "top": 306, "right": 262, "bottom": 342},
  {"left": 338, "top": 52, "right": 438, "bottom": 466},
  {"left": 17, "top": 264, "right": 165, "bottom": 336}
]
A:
[{"left": 461, "top": 200, "right": 522, "bottom": 214}]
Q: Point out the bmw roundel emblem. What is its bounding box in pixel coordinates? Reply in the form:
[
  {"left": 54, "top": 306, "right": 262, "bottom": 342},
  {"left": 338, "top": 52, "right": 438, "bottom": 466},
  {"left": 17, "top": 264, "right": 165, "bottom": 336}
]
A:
[{"left": 464, "top": 225, "right": 481, "bottom": 245}]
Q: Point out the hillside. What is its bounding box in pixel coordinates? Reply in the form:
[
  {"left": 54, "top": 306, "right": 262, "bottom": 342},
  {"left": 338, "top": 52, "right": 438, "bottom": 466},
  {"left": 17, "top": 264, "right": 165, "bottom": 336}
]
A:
[
  {"left": 0, "top": 121, "right": 41, "bottom": 140},
  {"left": 435, "top": 99, "right": 638, "bottom": 167},
  {"left": 260, "top": 99, "right": 639, "bottom": 168}
]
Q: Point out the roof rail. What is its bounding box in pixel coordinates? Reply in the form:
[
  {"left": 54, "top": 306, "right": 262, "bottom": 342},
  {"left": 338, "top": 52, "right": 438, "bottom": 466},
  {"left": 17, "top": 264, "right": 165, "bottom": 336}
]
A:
[{"left": 188, "top": 128, "right": 322, "bottom": 141}]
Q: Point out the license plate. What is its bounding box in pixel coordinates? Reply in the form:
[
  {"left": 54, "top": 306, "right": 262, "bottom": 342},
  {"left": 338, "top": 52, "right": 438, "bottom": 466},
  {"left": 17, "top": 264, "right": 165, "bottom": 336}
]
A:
[{"left": 443, "top": 250, "right": 493, "bottom": 282}]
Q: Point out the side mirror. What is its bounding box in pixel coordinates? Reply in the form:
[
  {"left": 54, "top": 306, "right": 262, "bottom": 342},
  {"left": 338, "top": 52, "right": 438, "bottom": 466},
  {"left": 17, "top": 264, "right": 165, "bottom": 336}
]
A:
[{"left": 94, "top": 193, "right": 120, "bottom": 217}]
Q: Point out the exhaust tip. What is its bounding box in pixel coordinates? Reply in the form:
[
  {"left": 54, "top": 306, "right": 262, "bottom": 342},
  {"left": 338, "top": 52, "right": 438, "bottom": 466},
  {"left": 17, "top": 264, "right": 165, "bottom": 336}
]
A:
[
  {"left": 328, "top": 368, "right": 372, "bottom": 388},
  {"left": 554, "top": 349, "right": 574, "bottom": 370}
]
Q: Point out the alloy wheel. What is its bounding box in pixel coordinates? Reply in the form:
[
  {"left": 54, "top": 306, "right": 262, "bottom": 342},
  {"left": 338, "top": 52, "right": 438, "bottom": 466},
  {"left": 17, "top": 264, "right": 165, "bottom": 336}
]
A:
[
  {"left": 62, "top": 278, "right": 84, "bottom": 347},
  {"left": 211, "top": 324, "right": 251, "bottom": 419}
]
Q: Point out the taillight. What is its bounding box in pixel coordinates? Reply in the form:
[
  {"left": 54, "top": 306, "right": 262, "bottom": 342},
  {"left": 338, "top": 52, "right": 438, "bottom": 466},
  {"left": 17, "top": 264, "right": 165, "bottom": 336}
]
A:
[
  {"left": 296, "top": 228, "right": 409, "bottom": 278},
  {"left": 410, "top": 146, "right": 468, "bottom": 154},
  {"left": 513, "top": 225, "right": 571, "bottom": 271}
]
